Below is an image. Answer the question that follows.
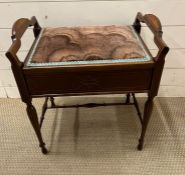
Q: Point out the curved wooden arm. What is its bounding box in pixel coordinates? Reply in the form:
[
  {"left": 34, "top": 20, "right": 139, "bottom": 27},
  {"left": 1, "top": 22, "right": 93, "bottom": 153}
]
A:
[
  {"left": 133, "top": 12, "right": 169, "bottom": 62},
  {"left": 6, "top": 16, "right": 41, "bottom": 66}
]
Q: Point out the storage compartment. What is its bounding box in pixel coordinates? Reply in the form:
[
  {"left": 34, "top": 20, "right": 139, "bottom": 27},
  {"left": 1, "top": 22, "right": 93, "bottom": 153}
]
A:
[{"left": 25, "top": 68, "right": 152, "bottom": 96}]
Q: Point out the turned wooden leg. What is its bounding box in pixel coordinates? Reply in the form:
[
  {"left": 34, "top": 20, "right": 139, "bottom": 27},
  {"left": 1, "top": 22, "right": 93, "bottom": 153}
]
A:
[
  {"left": 50, "top": 97, "right": 56, "bottom": 107},
  {"left": 125, "top": 93, "right": 131, "bottom": 103},
  {"left": 26, "top": 102, "right": 48, "bottom": 154},
  {"left": 40, "top": 97, "right": 48, "bottom": 128},
  {"left": 137, "top": 96, "right": 154, "bottom": 150}
]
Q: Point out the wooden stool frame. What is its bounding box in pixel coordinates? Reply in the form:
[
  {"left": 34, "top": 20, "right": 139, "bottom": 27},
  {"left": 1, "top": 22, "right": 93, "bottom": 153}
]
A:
[{"left": 6, "top": 12, "right": 169, "bottom": 154}]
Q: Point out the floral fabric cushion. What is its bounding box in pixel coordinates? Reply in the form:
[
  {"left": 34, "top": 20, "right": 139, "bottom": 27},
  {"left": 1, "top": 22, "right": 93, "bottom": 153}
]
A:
[{"left": 28, "top": 26, "right": 151, "bottom": 66}]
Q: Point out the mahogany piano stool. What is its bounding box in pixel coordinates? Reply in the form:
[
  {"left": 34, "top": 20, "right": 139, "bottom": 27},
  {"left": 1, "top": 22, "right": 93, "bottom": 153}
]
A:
[{"left": 6, "top": 12, "right": 169, "bottom": 154}]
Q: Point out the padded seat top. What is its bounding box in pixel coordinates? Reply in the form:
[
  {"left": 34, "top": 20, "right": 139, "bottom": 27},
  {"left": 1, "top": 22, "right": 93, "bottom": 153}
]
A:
[{"left": 27, "top": 25, "right": 151, "bottom": 67}]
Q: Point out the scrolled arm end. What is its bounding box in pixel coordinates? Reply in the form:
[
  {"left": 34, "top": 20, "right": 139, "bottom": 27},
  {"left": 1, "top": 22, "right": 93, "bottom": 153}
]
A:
[
  {"left": 12, "top": 18, "right": 31, "bottom": 40},
  {"left": 6, "top": 16, "right": 41, "bottom": 67},
  {"left": 134, "top": 12, "right": 163, "bottom": 35},
  {"left": 134, "top": 12, "right": 169, "bottom": 62},
  {"left": 143, "top": 14, "right": 162, "bottom": 36}
]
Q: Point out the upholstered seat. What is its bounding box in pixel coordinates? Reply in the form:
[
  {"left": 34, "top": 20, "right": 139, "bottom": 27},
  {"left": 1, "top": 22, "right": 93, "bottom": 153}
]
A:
[{"left": 27, "top": 25, "right": 151, "bottom": 67}]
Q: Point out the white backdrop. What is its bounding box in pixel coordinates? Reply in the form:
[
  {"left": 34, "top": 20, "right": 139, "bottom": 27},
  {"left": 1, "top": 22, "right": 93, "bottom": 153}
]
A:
[{"left": 0, "top": 0, "right": 185, "bottom": 97}]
